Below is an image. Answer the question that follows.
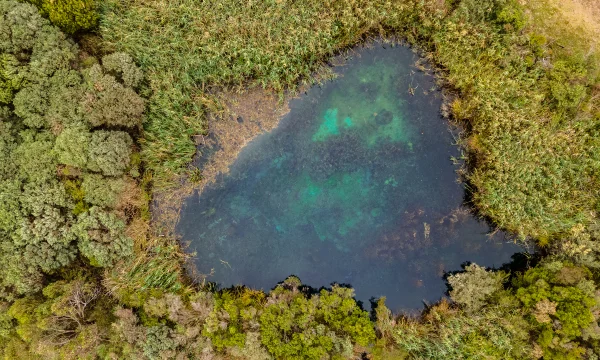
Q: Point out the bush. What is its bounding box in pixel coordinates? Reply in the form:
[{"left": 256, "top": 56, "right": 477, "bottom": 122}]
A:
[
  {"left": 73, "top": 207, "right": 133, "bottom": 267},
  {"left": 87, "top": 130, "right": 133, "bottom": 176},
  {"left": 54, "top": 125, "right": 90, "bottom": 168},
  {"left": 259, "top": 277, "right": 374, "bottom": 359},
  {"left": 514, "top": 261, "right": 597, "bottom": 359},
  {"left": 0, "top": 54, "right": 25, "bottom": 104},
  {"left": 81, "top": 173, "right": 124, "bottom": 208},
  {"left": 448, "top": 263, "right": 507, "bottom": 312},
  {"left": 391, "top": 300, "right": 534, "bottom": 359},
  {"left": 82, "top": 61, "right": 145, "bottom": 128},
  {"left": 27, "top": 0, "right": 98, "bottom": 34},
  {"left": 0, "top": 117, "right": 17, "bottom": 181},
  {"left": 101, "top": 52, "right": 144, "bottom": 89}
]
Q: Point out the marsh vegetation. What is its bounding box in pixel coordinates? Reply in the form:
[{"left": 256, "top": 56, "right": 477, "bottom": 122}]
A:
[{"left": 0, "top": 0, "right": 598, "bottom": 359}]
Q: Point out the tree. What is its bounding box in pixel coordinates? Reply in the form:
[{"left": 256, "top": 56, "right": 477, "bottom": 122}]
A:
[
  {"left": 72, "top": 207, "right": 132, "bottom": 267},
  {"left": 26, "top": 0, "right": 98, "bottom": 35},
  {"left": 54, "top": 125, "right": 90, "bottom": 169},
  {"left": 7, "top": 279, "right": 108, "bottom": 359},
  {"left": 514, "top": 261, "right": 597, "bottom": 359},
  {"left": 259, "top": 277, "right": 374, "bottom": 359},
  {"left": 81, "top": 174, "right": 124, "bottom": 208},
  {"left": 0, "top": 179, "right": 22, "bottom": 233},
  {"left": 101, "top": 53, "right": 144, "bottom": 89},
  {"left": 82, "top": 62, "right": 145, "bottom": 128},
  {"left": 12, "top": 131, "right": 57, "bottom": 184},
  {"left": 0, "top": 54, "right": 25, "bottom": 104},
  {"left": 0, "top": 115, "right": 17, "bottom": 181},
  {"left": 87, "top": 130, "right": 133, "bottom": 176},
  {"left": 0, "top": 238, "right": 45, "bottom": 299},
  {"left": 448, "top": 263, "right": 507, "bottom": 312}
]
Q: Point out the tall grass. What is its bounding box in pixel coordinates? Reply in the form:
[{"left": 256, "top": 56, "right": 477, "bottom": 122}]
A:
[
  {"left": 100, "top": 0, "right": 406, "bottom": 187},
  {"left": 100, "top": 0, "right": 599, "bottom": 244},
  {"left": 422, "top": 0, "right": 600, "bottom": 241}
]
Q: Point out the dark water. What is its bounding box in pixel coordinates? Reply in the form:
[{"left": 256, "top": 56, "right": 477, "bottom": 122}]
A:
[{"left": 178, "top": 44, "right": 522, "bottom": 312}]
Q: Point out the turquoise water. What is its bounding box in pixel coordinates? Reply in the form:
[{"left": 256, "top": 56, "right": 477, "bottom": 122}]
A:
[{"left": 178, "top": 44, "right": 522, "bottom": 311}]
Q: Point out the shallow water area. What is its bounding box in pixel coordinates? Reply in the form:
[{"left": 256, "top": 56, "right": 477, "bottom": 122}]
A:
[{"left": 178, "top": 44, "right": 522, "bottom": 311}]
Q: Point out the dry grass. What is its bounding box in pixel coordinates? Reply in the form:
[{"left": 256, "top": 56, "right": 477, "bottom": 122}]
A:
[
  {"left": 115, "top": 177, "right": 144, "bottom": 217},
  {"left": 201, "top": 87, "right": 292, "bottom": 187},
  {"left": 522, "top": 0, "right": 600, "bottom": 55}
]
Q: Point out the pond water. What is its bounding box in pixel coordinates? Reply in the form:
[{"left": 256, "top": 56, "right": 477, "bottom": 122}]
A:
[{"left": 177, "top": 44, "right": 523, "bottom": 311}]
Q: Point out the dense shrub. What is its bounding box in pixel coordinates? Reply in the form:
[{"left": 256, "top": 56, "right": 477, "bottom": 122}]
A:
[
  {"left": 54, "top": 125, "right": 90, "bottom": 168},
  {"left": 73, "top": 207, "right": 133, "bottom": 267},
  {"left": 390, "top": 300, "right": 534, "bottom": 359},
  {"left": 447, "top": 263, "right": 507, "bottom": 312},
  {"left": 0, "top": 0, "right": 143, "bottom": 300},
  {"left": 514, "top": 261, "right": 598, "bottom": 359},
  {"left": 81, "top": 174, "right": 124, "bottom": 208},
  {"left": 87, "top": 130, "right": 133, "bottom": 176},
  {"left": 27, "top": 0, "right": 98, "bottom": 34},
  {"left": 82, "top": 62, "right": 145, "bottom": 128},
  {"left": 258, "top": 277, "right": 374, "bottom": 359}
]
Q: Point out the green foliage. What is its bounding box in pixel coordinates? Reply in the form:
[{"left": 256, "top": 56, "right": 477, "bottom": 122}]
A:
[
  {"left": 494, "top": 0, "right": 526, "bottom": 31},
  {"left": 13, "top": 131, "right": 58, "bottom": 184},
  {"left": 105, "top": 242, "right": 188, "bottom": 308},
  {"left": 82, "top": 62, "right": 145, "bottom": 128},
  {"left": 73, "top": 207, "right": 133, "bottom": 267},
  {"left": 0, "top": 0, "right": 143, "bottom": 303},
  {"left": 552, "top": 224, "right": 600, "bottom": 271},
  {"left": 87, "top": 130, "right": 133, "bottom": 176},
  {"left": 392, "top": 302, "right": 534, "bottom": 360},
  {"left": 0, "top": 116, "right": 17, "bottom": 181},
  {"left": 448, "top": 263, "right": 507, "bottom": 312},
  {"left": 28, "top": 0, "right": 98, "bottom": 35},
  {"left": 548, "top": 58, "right": 588, "bottom": 117},
  {"left": 81, "top": 174, "right": 124, "bottom": 208},
  {"left": 101, "top": 52, "right": 144, "bottom": 89},
  {"left": 0, "top": 179, "right": 22, "bottom": 233},
  {"left": 0, "top": 1, "right": 77, "bottom": 77},
  {"left": 0, "top": 54, "right": 25, "bottom": 104},
  {"left": 7, "top": 279, "right": 108, "bottom": 359},
  {"left": 63, "top": 178, "right": 89, "bottom": 215},
  {"left": 54, "top": 125, "right": 91, "bottom": 168},
  {"left": 142, "top": 325, "right": 177, "bottom": 359},
  {"left": 203, "top": 287, "right": 264, "bottom": 351},
  {"left": 514, "top": 261, "right": 597, "bottom": 359},
  {"left": 258, "top": 277, "right": 374, "bottom": 359}
]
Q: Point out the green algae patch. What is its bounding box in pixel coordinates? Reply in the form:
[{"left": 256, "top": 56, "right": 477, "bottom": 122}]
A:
[
  {"left": 311, "top": 57, "right": 412, "bottom": 147},
  {"left": 278, "top": 170, "right": 377, "bottom": 249},
  {"left": 312, "top": 108, "right": 342, "bottom": 141}
]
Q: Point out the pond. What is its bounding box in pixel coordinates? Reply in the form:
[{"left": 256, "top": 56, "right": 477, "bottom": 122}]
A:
[{"left": 177, "top": 43, "right": 523, "bottom": 311}]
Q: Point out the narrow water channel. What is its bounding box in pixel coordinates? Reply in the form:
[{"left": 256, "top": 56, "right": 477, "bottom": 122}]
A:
[{"left": 177, "top": 44, "right": 523, "bottom": 311}]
